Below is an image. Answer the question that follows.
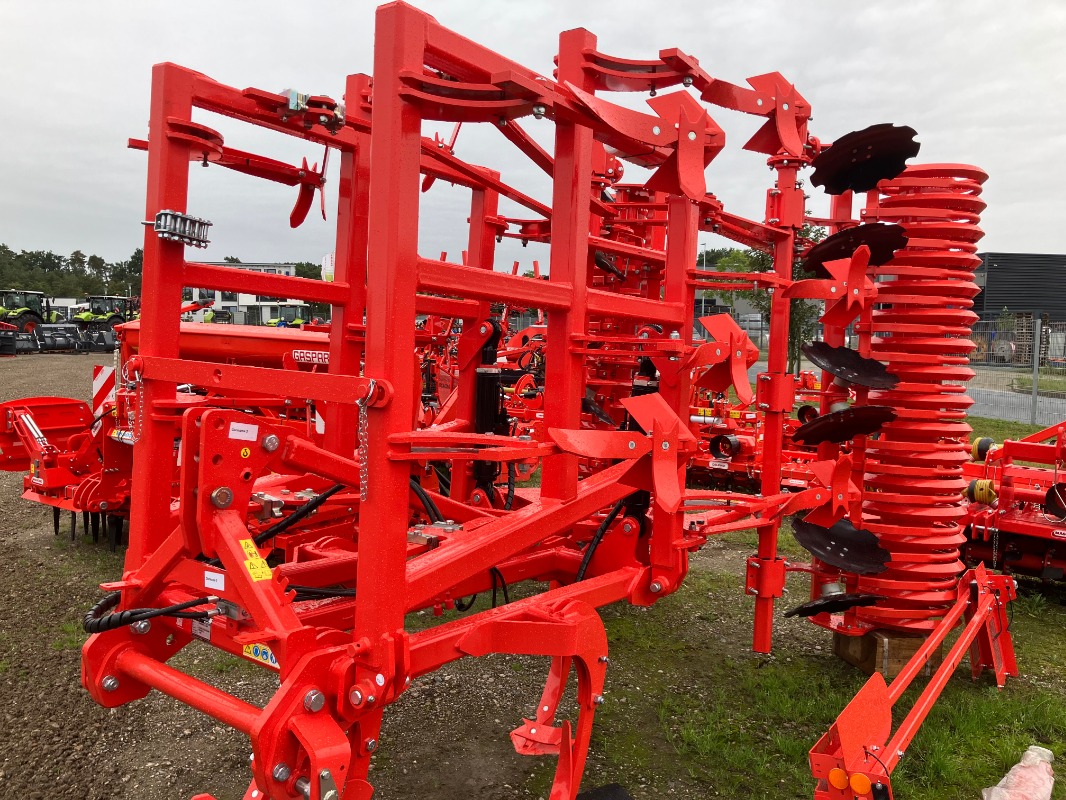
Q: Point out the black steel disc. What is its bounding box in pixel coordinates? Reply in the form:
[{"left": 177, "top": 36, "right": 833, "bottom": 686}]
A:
[
  {"left": 1046, "top": 483, "right": 1066, "bottom": 519},
  {"left": 797, "top": 404, "right": 819, "bottom": 424},
  {"left": 792, "top": 517, "right": 891, "bottom": 575},
  {"left": 810, "top": 124, "right": 920, "bottom": 195},
  {"left": 802, "top": 222, "right": 908, "bottom": 277},
  {"left": 784, "top": 593, "right": 885, "bottom": 618},
  {"left": 793, "top": 405, "right": 896, "bottom": 445},
  {"left": 802, "top": 342, "right": 899, "bottom": 389}
]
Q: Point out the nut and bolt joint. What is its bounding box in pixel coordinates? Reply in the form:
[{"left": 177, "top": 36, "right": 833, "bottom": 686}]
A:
[
  {"left": 272, "top": 763, "right": 291, "bottom": 782},
  {"left": 365, "top": 738, "right": 378, "bottom": 752},
  {"left": 650, "top": 581, "right": 663, "bottom": 593},
  {"left": 131, "top": 619, "right": 151, "bottom": 634},
  {"left": 593, "top": 694, "right": 605, "bottom": 705},
  {"left": 303, "top": 689, "right": 326, "bottom": 713},
  {"left": 102, "top": 675, "right": 120, "bottom": 692},
  {"left": 261, "top": 434, "right": 280, "bottom": 453},
  {"left": 350, "top": 688, "right": 364, "bottom": 706},
  {"left": 210, "top": 486, "right": 234, "bottom": 509}
]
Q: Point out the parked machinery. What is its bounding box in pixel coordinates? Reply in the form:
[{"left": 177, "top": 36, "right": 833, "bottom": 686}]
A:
[
  {"left": 0, "top": 6, "right": 1018, "bottom": 799},
  {"left": 963, "top": 423, "right": 1066, "bottom": 579}
]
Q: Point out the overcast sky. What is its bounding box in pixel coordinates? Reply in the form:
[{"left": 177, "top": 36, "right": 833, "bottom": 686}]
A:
[{"left": 1, "top": 1, "right": 1063, "bottom": 270}]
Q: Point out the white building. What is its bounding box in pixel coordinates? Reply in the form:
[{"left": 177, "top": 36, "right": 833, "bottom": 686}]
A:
[{"left": 183, "top": 262, "right": 306, "bottom": 324}]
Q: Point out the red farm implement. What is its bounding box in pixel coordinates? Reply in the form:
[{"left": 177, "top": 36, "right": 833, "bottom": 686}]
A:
[{"left": 0, "top": 4, "right": 1022, "bottom": 799}]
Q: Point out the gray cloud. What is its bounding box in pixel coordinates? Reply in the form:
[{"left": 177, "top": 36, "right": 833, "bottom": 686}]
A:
[{"left": 1, "top": 0, "right": 1062, "bottom": 265}]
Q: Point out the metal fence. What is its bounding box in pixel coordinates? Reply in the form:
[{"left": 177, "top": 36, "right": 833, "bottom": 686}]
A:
[{"left": 968, "top": 316, "right": 1066, "bottom": 426}]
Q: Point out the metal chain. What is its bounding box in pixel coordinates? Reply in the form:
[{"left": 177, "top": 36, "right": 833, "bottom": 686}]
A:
[
  {"left": 356, "top": 379, "right": 377, "bottom": 503},
  {"left": 991, "top": 523, "right": 1000, "bottom": 570}
]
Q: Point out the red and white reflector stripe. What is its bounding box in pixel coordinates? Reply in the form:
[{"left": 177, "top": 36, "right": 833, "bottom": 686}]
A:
[{"left": 92, "top": 365, "right": 117, "bottom": 417}]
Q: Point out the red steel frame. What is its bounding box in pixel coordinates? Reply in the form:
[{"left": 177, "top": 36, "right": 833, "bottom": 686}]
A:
[{"left": 49, "top": 5, "right": 1019, "bottom": 800}]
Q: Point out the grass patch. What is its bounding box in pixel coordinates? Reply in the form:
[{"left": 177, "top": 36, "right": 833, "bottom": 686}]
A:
[
  {"left": 51, "top": 620, "right": 87, "bottom": 651},
  {"left": 968, "top": 415, "right": 1048, "bottom": 443}
]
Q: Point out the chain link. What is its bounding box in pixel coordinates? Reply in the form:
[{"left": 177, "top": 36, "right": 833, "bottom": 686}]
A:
[{"left": 356, "top": 379, "right": 377, "bottom": 503}]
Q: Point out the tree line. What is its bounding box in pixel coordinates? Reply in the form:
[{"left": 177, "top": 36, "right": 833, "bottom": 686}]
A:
[
  {"left": 0, "top": 244, "right": 145, "bottom": 298},
  {"left": 0, "top": 245, "right": 324, "bottom": 300}
]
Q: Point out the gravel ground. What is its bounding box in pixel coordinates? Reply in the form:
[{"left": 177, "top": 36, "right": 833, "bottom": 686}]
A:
[{"left": 0, "top": 352, "right": 825, "bottom": 800}]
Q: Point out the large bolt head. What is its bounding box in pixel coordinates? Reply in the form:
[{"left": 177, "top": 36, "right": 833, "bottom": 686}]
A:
[
  {"left": 210, "top": 487, "right": 234, "bottom": 509},
  {"left": 262, "top": 434, "right": 280, "bottom": 453},
  {"left": 272, "top": 763, "right": 291, "bottom": 782},
  {"left": 365, "top": 738, "right": 378, "bottom": 752},
  {"left": 303, "top": 689, "right": 326, "bottom": 713},
  {"left": 131, "top": 619, "right": 151, "bottom": 635}
]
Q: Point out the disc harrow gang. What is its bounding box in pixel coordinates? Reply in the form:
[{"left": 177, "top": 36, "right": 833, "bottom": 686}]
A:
[{"left": 0, "top": 6, "right": 1022, "bottom": 800}]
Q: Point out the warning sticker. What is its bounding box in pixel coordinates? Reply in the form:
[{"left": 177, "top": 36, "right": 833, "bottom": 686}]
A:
[
  {"left": 243, "top": 643, "right": 280, "bottom": 670},
  {"left": 191, "top": 617, "right": 212, "bottom": 641},
  {"left": 239, "top": 539, "right": 260, "bottom": 558},
  {"left": 240, "top": 447, "right": 251, "bottom": 459},
  {"left": 228, "top": 422, "right": 259, "bottom": 442},
  {"left": 245, "top": 558, "right": 273, "bottom": 582}
]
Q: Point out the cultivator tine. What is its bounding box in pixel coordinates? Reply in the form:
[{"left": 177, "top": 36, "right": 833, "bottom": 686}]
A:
[
  {"left": 793, "top": 405, "right": 896, "bottom": 445},
  {"left": 810, "top": 123, "right": 919, "bottom": 194},
  {"left": 784, "top": 593, "right": 885, "bottom": 618},
  {"left": 52, "top": 506, "right": 60, "bottom": 536},
  {"left": 81, "top": 510, "right": 90, "bottom": 538},
  {"left": 90, "top": 512, "right": 100, "bottom": 543},
  {"left": 792, "top": 517, "right": 891, "bottom": 575},
  {"left": 107, "top": 515, "right": 121, "bottom": 552},
  {"left": 69, "top": 511, "right": 77, "bottom": 541}
]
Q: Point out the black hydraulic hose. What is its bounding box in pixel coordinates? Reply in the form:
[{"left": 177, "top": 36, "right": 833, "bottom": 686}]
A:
[
  {"left": 432, "top": 464, "right": 451, "bottom": 498},
  {"left": 490, "top": 566, "right": 510, "bottom": 607},
  {"left": 253, "top": 483, "right": 346, "bottom": 547},
  {"left": 455, "top": 594, "right": 478, "bottom": 612},
  {"left": 504, "top": 463, "right": 516, "bottom": 511},
  {"left": 576, "top": 501, "right": 626, "bottom": 581},
  {"left": 410, "top": 478, "right": 443, "bottom": 523},
  {"left": 83, "top": 592, "right": 217, "bottom": 634}
]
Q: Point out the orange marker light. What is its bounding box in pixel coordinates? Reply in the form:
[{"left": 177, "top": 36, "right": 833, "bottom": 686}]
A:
[
  {"left": 850, "top": 773, "right": 873, "bottom": 795},
  {"left": 828, "top": 768, "right": 850, "bottom": 790}
]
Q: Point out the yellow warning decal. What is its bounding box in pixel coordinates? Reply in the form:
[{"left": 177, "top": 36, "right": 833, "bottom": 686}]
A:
[
  {"left": 242, "top": 643, "right": 279, "bottom": 669},
  {"left": 245, "top": 558, "right": 272, "bottom": 581},
  {"left": 240, "top": 447, "right": 251, "bottom": 458},
  {"left": 239, "top": 539, "right": 271, "bottom": 581}
]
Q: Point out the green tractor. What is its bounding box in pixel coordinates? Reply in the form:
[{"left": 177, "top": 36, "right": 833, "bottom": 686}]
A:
[
  {"left": 0, "top": 289, "right": 59, "bottom": 333},
  {"left": 71, "top": 295, "right": 139, "bottom": 331},
  {"left": 265, "top": 303, "right": 311, "bottom": 328}
]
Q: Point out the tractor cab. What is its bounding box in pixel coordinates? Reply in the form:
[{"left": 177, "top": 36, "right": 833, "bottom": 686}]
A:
[
  {"left": 266, "top": 303, "right": 310, "bottom": 328},
  {"left": 0, "top": 289, "right": 49, "bottom": 332},
  {"left": 73, "top": 296, "right": 139, "bottom": 329}
]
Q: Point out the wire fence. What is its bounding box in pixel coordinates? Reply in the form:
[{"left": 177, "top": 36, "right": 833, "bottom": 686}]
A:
[
  {"left": 702, "top": 307, "right": 1066, "bottom": 428},
  {"left": 968, "top": 316, "right": 1066, "bottom": 426}
]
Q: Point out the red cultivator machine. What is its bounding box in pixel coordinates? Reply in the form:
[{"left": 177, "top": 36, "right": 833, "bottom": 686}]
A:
[
  {"left": 963, "top": 424, "right": 1066, "bottom": 579},
  {"left": 0, "top": 4, "right": 1023, "bottom": 799}
]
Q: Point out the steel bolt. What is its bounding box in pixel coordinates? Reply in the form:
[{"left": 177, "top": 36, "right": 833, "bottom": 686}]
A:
[
  {"left": 628, "top": 440, "right": 636, "bottom": 450},
  {"left": 366, "top": 738, "right": 378, "bottom": 752},
  {"left": 497, "top": 118, "right": 508, "bottom": 127},
  {"left": 350, "top": 688, "right": 364, "bottom": 706},
  {"left": 303, "top": 689, "right": 326, "bottom": 713},
  {"left": 598, "top": 655, "right": 610, "bottom": 664},
  {"left": 131, "top": 619, "right": 151, "bottom": 635},
  {"left": 661, "top": 442, "right": 670, "bottom": 451},
  {"left": 262, "top": 434, "right": 280, "bottom": 453},
  {"left": 211, "top": 487, "right": 234, "bottom": 509},
  {"left": 272, "top": 763, "right": 291, "bottom": 782},
  {"left": 593, "top": 694, "right": 605, "bottom": 705},
  {"left": 532, "top": 104, "right": 546, "bottom": 119},
  {"left": 682, "top": 76, "right": 694, "bottom": 87},
  {"left": 650, "top": 581, "right": 663, "bottom": 593},
  {"left": 375, "top": 673, "right": 386, "bottom": 687},
  {"left": 102, "top": 675, "right": 120, "bottom": 692},
  {"left": 366, "top": 694, "right": 376, "bottom": 704}
]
